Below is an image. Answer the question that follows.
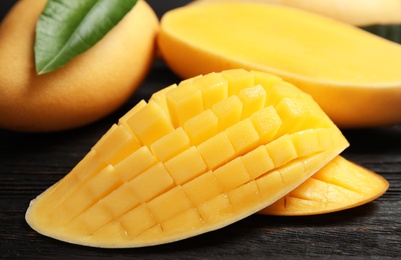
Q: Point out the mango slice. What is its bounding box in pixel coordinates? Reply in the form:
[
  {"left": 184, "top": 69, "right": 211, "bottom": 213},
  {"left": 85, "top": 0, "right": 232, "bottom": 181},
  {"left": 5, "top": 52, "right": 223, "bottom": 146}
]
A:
[
  {"left": 260, "top": 156, "right": 389, "bottom": 215},
  {"left": 158, "top": 2, "right": 401, "bottom": 128},
  {"left": 26, "top": 69, "right": 349, "bottom": 248}
]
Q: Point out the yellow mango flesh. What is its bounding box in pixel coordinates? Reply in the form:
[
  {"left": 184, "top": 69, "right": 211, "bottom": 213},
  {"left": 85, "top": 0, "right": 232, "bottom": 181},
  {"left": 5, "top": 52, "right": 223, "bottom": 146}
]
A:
[
  {"left": 158, "top": 3, "right": 401, "bottom": 128},
  {"left": 25, "top": 69, "right": 349, "bottom": 248},
  {"left": 261, "top": 156, "right": 389, "bottom": 215}
]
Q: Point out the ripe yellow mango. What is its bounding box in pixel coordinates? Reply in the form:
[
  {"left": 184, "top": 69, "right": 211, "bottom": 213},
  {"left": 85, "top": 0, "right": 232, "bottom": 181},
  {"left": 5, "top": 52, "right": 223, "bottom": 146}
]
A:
[
  {"left": 158, "top": 2, "right": 401, "bottom": 128},
  {"left": 26, "top": 69, "right": 349, "bottom": 248},
  {"left": 260, "top": 156, "right": 389, "bottom": 215},
  {"left": 0, "top": 0, "right": 158, "bottom": 132}
]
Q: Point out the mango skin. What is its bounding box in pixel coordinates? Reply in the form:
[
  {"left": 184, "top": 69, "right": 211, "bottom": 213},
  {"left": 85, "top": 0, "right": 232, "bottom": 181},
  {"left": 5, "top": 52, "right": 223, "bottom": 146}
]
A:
[{"left": 0, "top": 0, "right": 159, "bottom": 132}]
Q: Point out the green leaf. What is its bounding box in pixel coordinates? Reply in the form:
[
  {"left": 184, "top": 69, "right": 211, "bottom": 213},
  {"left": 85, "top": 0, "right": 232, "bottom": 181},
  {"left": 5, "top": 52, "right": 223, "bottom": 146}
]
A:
[{"left": 34, "top": 0, "right": 138, "bottom": 75}]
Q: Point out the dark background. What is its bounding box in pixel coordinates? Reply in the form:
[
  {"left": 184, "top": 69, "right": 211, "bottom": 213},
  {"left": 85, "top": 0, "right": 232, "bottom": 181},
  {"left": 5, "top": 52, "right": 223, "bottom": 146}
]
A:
[{"left": 1, "top": 1, "right": 401, "bottom": 259}]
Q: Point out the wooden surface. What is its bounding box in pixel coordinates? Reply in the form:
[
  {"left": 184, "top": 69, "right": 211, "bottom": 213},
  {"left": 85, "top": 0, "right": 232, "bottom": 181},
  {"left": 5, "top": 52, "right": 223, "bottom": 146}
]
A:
[{"left": 1, "top": 1, "right": 401, "bottom": 259}]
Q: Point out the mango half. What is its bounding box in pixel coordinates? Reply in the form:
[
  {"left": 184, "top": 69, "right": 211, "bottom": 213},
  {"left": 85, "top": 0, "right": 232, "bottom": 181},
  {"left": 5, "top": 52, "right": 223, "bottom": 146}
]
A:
[
  {"left": 158, "top": 2, "right": 401, "bottom": 128},
  {"left": 26, "top": 69, "right": 349, "bottom": 248}
]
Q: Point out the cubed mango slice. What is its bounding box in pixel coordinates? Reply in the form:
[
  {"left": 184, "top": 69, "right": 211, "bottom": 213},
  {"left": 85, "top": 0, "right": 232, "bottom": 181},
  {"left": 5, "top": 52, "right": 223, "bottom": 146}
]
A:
[
  {"left": 26, "top": 69, "right": 350, "bottom": 248},
  {"left": 260, "top": 156, "right": 389, "bottom": 215}
]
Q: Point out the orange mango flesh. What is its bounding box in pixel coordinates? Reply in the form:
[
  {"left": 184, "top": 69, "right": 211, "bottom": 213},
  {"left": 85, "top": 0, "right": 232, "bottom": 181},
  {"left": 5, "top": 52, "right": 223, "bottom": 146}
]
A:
[
  {"left": 260, "top": 156, "right": 389, "bottom": 215},
  {"left": 157, "top": 2, "right": 401, "bottom": 128},
  {"left": 25, "top": 69, "right": 349, "bottom": 248}
]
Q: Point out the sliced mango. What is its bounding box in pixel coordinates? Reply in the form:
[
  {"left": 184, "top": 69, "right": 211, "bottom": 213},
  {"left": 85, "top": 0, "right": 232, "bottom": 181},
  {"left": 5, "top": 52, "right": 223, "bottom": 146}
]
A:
[
  {"left": 26, "top": 69, "right": 349, "bottom": 248},
  {"left": 158, "top": 2, "right": 401, "bottom": 128},
  {"left": 260, "top": 156, "right": 389, "bottom": 215}
]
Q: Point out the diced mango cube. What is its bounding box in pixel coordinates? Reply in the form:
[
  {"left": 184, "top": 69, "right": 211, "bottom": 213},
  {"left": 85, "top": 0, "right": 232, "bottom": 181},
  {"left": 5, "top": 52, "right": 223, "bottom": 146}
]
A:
[
  {"left": 67, "top": 202, "right": 113, "bottom": 235},
  {"left": 275, "top": 97, "right": 329, "bottom": 136},
  {"left": 184, "top": 109, "right": 218, "bottom": 146},
  {"left": 166, "top": 81, "right": 204, "bottom": 127},
  {"left": 213, "top": 157, "right": 251, "bottom": 192},
  {"left": 107, "top": 131, "right": 142, "bottom": 166},
  {"left": 53, "top": 165, "right": 121, "bottom": 225},
  {"left": 151, "top": 127, "right": 190, "bottom": 162},
  {"left": 238, "top": 85, "right": 266, "bottom": 119},
  {"left": 221, "top": 69, "right": 254, "bottom": 96},
  {"left": 197, "top": 194, "right": 234, "bottom": 224},
  {"left": 250, "top": 105, "right": 282, "bottom": 144},
  {"left": 183, "top": 171, "right": 223, "bottom": 206},
  {"left": 149, "top": 84, "right": 177, "bottom": 117},
  {"left": 147, "top": 186, "right": 192, "bottom": 223},
  {"left": 212, "top": 95, "right": 243, "bottom": 131},
  {"left": 264, "top": 82, "right": 304, "bottom": 107},
  {"left": 197, "top": 132, "right": 236, "bottom": 169},
  {"left": 40, "top": 150, "right": 105, "bottom": 211},
  {"left": 192, "top": 72, "right": 228, "bottom": 109},
  {"left": 164, "top": 146, "right": 207, "bottom": 185},
  {"left": 114, "top": 146, "right": 156, "bottom": 182},
  {"left": 162, "top": 208, "right": 205, "bottom": 233},
  {"left": 92, "top": 124, "right": 133, "bottom": 164},
  {"left": 251, "top": 70, "right": 283, "bottom": 91},
  {"left": 72, "top": 150, "right": 106, "bottom": 182},
  {"left": 241, "top": 145, "right": 274, "bottom": 179},
  {"left": 84, "top": 166, "right": 122, "bottom": 202},
  {"left": 274, "top": 97, "right": 309, "bottom": 135},
  {"left": 279, "top": 160, "right": 305, "bottom": 185},
  {"left": 100, "top": 182, "right": 141, "bottom": 218},
  {"left": 291, "top": 129, "right": 321, "bottom": 157},
  {"left": 228, "top": 181, "right": 260, "bottom": 212},
  {"left": 128, "top": 163, "right": 174, "bottom": 202},
  {"left": 119, "top": 204, "right": 157, "bottom": 238},
  {"left": 256, "top": 170, "right": 284, "bottom": 199},
  {"left": 265, "top": 134, "right": 297, "bottom": 167},
  {"left": 302, "top": 152, "right": 329, "bottom": 172},
  {"left": 125, "top": 102, "right": 174, "bottom": 147},
  {"left": 118, "top": 100, "right": 147, "bottom": 126},
  {"left": 225, "top": 118, "right": 260, "bottom": 154}
]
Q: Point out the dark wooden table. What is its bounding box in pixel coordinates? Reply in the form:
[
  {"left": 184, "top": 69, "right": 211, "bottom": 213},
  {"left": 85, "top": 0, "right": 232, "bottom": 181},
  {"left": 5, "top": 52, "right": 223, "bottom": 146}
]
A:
[{"left": 1, "top": 1, "right": 401, "bottom": 259}]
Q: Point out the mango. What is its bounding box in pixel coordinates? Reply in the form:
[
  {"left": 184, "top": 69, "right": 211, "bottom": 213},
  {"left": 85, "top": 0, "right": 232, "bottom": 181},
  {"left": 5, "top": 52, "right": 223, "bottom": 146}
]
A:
[
  {"left": 157, "top": 2, "right": 401, "bottom": 128},
  {"left": 26, "top": 69, "right": 349, "bottom": 248},
  {"left": 0, "top": 0, "right": 158, "bottom": 132},
  {"left": 260, "top": 156, "right": 389, "bottom": 215}
]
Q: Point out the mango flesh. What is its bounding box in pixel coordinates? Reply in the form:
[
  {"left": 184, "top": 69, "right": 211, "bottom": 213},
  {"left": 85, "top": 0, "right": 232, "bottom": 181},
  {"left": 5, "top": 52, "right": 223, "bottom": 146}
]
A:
[
  {"left": 157, "top": 2, "right": 401, "bottom": 128},
  {"left": 261, "top": 156, "right": 389, "bottom": 215},
  {"left": 25, "top": 69, "right": 349, "bottom": 248}
]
